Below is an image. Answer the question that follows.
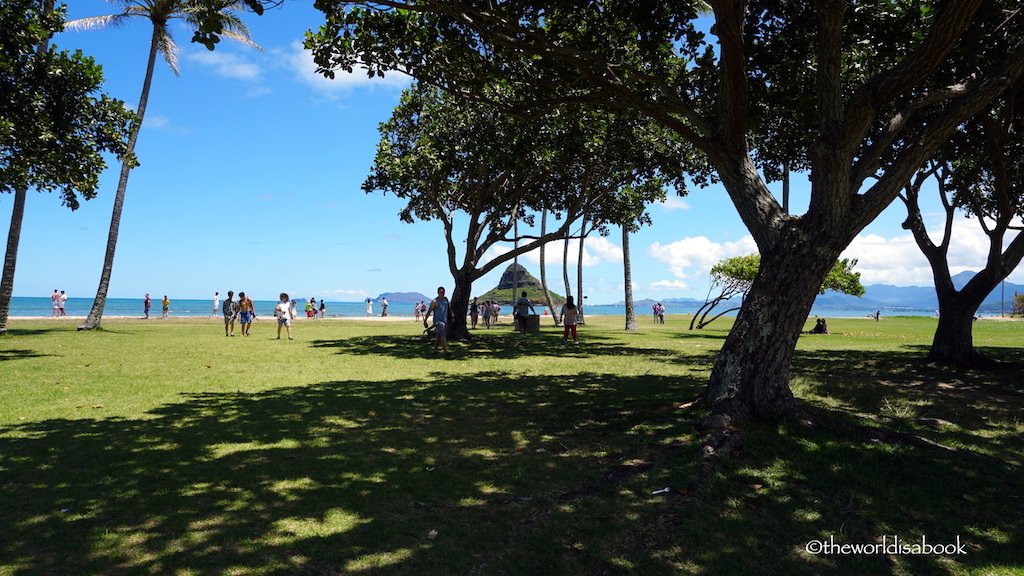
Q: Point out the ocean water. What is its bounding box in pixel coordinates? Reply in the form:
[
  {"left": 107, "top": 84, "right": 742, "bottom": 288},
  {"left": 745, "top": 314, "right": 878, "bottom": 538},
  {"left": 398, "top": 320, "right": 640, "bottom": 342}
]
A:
[{"left": 6, "top": 297, "right": 937, "bottom": 319}]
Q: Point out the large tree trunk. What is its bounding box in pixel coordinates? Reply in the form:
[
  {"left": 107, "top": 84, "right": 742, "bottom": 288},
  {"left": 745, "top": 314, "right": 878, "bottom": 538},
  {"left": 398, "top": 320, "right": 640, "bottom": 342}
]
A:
[
  {"left": 704, "top": 237, "right": 841, "bottom": 425},
  {"left": 0, "top": 186, "right": 28, "bottom": 334},
  {"left": 623, "top": 224, "right": 637, "bottom": 331},
  {"left": 447, "top": 268, "right": 474, "bottom": 341},
  {"left": 79, "top": 25, "right": 160, "bottom": 331},
  {"left": 930, "top": 290, "right": 983, "bottom": 366}
]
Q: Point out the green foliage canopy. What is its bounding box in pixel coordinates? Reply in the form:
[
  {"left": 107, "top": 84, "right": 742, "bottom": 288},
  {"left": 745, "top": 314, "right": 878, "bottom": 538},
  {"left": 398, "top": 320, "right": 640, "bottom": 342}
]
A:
[{"left": 0, "top": 0, "right": 135, "bottom": 208}]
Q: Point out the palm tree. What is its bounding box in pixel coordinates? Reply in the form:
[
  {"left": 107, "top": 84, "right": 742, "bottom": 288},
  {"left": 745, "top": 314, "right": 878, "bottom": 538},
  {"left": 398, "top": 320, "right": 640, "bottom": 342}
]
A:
[{"left": 68, "top": 0, "right": 259, "bottom": 330}]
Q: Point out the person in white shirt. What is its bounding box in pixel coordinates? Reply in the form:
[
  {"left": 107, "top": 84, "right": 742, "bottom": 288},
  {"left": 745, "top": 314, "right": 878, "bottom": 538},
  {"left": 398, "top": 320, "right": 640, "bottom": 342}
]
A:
[{"left": 274, "top": 292, "right": 294, "bottom": 340}]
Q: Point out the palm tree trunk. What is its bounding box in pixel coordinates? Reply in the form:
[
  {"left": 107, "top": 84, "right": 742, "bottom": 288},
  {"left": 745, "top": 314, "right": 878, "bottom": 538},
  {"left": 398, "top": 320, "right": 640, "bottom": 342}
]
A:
[
  {"left": 0, "top": 186, "right": 28, "bottom": 334},
  {"left": 562, "top": 218, "right": 572, "bottom": 305},
  {"left": 539, "top": 209, "right": 559, "bottom": 325},
  {"left": 623, "top": 224, "right": 637, "bottom": 331},
  {"left": 79, "top": 25, "right": 159, "bottom": 330},
  {"left": 576, "top": 215, "right": 586, "bottom": 324}
]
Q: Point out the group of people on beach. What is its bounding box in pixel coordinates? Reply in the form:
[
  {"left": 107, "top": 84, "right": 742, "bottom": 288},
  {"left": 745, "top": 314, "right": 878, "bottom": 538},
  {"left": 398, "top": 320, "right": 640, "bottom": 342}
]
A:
[
  {"left": 142, "top": 294, "right": 171, "bottom": 319},
  {"left": 50, "top": 290, "right": 68, "bottom": 317}
]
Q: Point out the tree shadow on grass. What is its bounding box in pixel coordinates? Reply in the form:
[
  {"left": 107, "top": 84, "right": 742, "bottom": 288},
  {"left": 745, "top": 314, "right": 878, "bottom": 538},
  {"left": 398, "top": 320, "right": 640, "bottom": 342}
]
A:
[
  {"left": 2, "top": 360, "right": 1022, "bottom": 575},
  {"left": 310, "top": 331, "right": 691, "bottom": 363},
  {"left": 0, "top": 348, "right": 49, "bottom": 362},
  {"left": 791, "top": 345, "right": 1024, "bottom": 466}
]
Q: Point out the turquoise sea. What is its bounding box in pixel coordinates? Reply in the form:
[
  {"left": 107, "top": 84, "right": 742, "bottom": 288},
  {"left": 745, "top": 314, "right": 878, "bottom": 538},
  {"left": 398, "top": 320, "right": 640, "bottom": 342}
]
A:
[{"left": 6, "top": 296, "right": 937, "bottom": 319}]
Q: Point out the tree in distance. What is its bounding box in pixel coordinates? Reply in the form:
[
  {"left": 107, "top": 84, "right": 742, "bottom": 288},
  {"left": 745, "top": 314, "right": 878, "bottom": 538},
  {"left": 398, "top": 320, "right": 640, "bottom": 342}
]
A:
[
  {"left": 900, "top": 82, "right": 1024, "bottom": 367},
  {"left": 690, "top": 255, "right": 864, "bottom": 330}
]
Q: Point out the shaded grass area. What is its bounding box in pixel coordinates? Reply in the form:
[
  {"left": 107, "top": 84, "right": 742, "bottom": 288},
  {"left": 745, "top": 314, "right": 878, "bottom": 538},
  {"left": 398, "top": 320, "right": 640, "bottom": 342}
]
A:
[{"left": 1, "top": 316, "right": 1022, "bottom": 575}]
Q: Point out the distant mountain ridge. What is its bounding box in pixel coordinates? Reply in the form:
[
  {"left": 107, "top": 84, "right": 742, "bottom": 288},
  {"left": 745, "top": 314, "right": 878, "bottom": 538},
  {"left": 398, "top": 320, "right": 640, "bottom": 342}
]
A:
[
  {"left": 617, "top": 271, "right": 1023, "bottom": 312},
  {"left": 376, "top": 291, "right": 431, "bottom": 304}
]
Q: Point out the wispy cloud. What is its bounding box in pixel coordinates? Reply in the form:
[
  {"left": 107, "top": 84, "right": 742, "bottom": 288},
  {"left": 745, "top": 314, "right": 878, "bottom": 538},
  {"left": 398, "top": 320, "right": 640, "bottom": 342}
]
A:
[
  {"left": 186, "top": 49, "right": 263, "bottom": 81},
  {"left": 282, "top": 41, "right": 411, "bottom": 98}
]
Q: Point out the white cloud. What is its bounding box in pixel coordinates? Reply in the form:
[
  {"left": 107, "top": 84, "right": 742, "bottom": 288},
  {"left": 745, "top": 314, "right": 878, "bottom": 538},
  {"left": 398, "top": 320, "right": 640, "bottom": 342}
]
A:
[
  {"left": 282, "top": 41, "right": 411, "bottom": 97},
  {"left": 842, "top": 219, "right": 1024, "bottom": 286},
  {"left": 650, "top": 279, "right": 690, "bottom": 291},
  {"left": 659, "top": 196, "right": 692, "bottom": 211},
  {"left": 325, "top": 289, "right": 369, "bottom": 298},
  {"left": 647, "top": 235, "right": 757, "bottom": 279},
  {"left": 186, "top": 50, "right": 263, "bottom": 81}
]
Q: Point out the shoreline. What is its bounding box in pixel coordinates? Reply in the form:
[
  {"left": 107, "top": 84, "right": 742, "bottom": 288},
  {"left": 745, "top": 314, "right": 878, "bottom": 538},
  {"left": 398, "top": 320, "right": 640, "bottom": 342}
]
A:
[{"left": 7, "top": 314, "right": 1019, "bottom": 322}]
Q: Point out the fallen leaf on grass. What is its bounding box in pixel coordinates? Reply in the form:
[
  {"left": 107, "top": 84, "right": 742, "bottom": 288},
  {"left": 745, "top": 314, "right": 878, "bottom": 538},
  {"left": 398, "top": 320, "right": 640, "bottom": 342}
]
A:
[
  {"left": 962, "top": 494, "right": 979, "bottom": 502},
  {"left": 92, "top": 404, "right": 104, "bottom": 409},
  {"left": 427, "top": 530, "right": 438, "bottom": 540}
]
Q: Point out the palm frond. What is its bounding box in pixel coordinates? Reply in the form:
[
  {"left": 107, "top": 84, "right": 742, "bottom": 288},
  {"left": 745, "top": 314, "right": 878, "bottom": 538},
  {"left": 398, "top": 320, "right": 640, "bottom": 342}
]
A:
[
  {"left": 64, "top": 13, "right": 134, "bottom": 31},
  {"left": 157, "top": 28, "right": 181, "bottom": 76}
]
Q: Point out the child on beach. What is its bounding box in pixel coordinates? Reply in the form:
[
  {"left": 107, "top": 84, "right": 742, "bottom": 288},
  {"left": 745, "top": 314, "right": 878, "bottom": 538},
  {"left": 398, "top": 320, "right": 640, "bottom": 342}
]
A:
[{"left": 275, "top": 293, "right": 294, "bottom": 340}]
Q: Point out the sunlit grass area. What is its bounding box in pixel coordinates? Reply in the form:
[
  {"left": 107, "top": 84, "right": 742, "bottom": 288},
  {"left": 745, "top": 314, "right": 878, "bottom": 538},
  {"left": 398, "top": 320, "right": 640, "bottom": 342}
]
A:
[{"left": 1, "top": 315, "right": 1022, "bottom": 575}]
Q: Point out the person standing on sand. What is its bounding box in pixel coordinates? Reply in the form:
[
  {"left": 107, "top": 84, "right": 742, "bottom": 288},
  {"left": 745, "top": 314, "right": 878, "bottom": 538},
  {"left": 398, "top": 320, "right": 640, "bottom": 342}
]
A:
[
  {"left": 366, "top": 298, "right": 373, "bottom": 316},
  {"left": 59, "top": 291, "right": 67, "bottom": 316},
  {"left": 161, "top": 296, "right": 170, "bottom": 319},
  {"left": 212, "top": 292, "right": 220, "bottom": 317},
  {"left": 424, "top": 286, "right": 453, "bottom": 355},
  {"left": 319, "top": 299, "right": 326, "bottom": 319},
  {"left": 275, "top": 293, "right": 294, "bottom": 340},
  {"left": 222, "top": 290, "right": 239, "bottom": 336},
  {"left": 238, "top": 291, "right": 255, "bottom": 336},
  {"left": 381, "top": 296, "right": 389, "bottom": 317},
  {"left": 51, "top": 290, "right": 60, "bottom": 317},
  {"left": 144, "top": 293, "right": 151, "bottom": 319}
]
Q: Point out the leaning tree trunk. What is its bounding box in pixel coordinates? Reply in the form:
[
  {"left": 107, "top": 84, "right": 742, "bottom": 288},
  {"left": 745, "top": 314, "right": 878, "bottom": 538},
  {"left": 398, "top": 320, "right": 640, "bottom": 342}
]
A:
[
  {"left": 79, "top": 26, "right": 159, "bottom": 331},
  {"left": 539, "top": 209, "right": 559, "bottom": 326},
  {"left": 0, "top": 186, "right": 28, "bottom": 334},
  {"left": 623, "top": 224, "right": 637, "bottom": 331},
  {"left": 704, "top": 240, "right": 839, "bottom": 426}
]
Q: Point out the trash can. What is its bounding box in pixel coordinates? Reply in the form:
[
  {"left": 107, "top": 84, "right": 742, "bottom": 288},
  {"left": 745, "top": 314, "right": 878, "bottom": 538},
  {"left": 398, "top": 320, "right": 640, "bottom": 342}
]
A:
[{"left": 516, "top": 314, "right": 541, "bottom": 333}]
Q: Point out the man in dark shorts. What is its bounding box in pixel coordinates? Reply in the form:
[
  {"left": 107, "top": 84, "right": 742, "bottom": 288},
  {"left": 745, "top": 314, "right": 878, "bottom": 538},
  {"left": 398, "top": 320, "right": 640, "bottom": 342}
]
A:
[{"left": 424, "top": 286, "right": 453, "bottom": 355}]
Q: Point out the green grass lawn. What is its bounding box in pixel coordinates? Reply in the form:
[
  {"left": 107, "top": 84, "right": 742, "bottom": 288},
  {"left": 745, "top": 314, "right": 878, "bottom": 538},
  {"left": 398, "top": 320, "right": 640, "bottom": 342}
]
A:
[{"left": 1, "top": 315, "right": 1022, "bottom": 575}]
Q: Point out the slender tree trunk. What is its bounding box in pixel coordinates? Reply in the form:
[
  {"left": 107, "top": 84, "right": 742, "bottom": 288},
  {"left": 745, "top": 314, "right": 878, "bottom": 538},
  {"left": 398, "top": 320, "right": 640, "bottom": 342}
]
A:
[
  {"left": 79, "top": 25, "right": 160, "bottom": 331},
  {"left": 0, "top": 186, "right": 28, "bottom": 334},
  {"left": 576, "top": 216, "right": 586, "bottom": 324},
  {"left": 623, "top": 224, "right": 637, "bottom": 331},
  {"left": 562, "top": 222, "right": 572, "bottom": 302},
  {"left": 539, "top": 209, "right": 559, "bottom": 325}
]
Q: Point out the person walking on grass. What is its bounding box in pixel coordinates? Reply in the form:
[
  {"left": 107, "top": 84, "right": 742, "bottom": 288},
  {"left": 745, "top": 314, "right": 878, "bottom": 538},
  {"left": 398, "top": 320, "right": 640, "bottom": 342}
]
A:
[
  {"left": 238, "top": 291, "right": 255, "bottom": 336},
  {"left": 275, "top": 292, "right": 294, "bottom": 340},
  {"left": 561, "top": 296, "right": 579, "bottom": 344},
  {"left": 424, "top": 286, "right": 453, "bottom": 355},
  {"left": 515, "top": 291, "right": 536, "bottom": 337},
  {"left": 222, "top": 290, "right": 239, "bottom": 336}
]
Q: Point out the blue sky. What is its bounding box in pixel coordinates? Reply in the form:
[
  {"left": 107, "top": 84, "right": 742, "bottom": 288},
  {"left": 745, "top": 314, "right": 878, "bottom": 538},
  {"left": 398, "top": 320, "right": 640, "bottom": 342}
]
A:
[{"left": 3, "top": 1, "right": 1021, "bottom": 305}]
